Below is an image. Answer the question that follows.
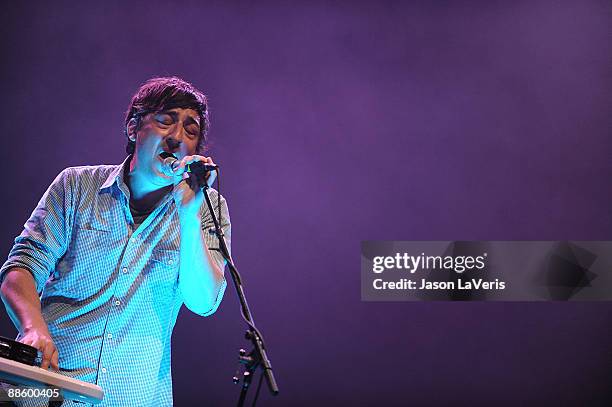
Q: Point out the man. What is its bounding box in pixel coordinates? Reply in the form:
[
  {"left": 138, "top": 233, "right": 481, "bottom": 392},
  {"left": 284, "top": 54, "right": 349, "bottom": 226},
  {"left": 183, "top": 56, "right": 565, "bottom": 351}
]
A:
[{"left": 0, "top": 77, "right": 230, "bottom": 406}]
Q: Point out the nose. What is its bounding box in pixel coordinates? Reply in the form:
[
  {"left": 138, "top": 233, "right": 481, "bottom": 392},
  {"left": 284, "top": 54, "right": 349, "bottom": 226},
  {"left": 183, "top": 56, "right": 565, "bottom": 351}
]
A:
[
  {"left": 166, "top": 125, "right": 186, "bottom": 150},
  {"left": 166, "top": 136, "right": 181, "bottom": 150}
]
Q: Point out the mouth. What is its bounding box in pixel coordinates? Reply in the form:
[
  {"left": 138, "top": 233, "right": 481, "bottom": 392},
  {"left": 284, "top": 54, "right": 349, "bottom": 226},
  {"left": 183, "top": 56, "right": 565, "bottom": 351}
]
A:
[{"left": 158, "top": 151, "right": 177, "bottom": 160}]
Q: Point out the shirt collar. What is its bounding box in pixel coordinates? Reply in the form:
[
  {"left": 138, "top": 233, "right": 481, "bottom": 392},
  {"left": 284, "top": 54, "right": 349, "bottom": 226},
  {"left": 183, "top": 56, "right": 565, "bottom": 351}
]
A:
[{"left": 100, "top": 155, "right": 132, "bottom": 195}]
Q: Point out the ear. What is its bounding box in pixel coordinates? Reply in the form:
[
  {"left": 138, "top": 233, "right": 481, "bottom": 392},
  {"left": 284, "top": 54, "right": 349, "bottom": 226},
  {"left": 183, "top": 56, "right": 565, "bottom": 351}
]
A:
[{"left": 126, "top": 118, "right": 138, "bottom": 142}]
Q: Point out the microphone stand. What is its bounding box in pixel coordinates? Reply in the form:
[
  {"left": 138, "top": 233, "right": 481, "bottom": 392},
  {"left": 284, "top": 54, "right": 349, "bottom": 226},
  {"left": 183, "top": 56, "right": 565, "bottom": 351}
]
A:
[{"left": 201, "top": 183, "right": 279, "bottom": 406}]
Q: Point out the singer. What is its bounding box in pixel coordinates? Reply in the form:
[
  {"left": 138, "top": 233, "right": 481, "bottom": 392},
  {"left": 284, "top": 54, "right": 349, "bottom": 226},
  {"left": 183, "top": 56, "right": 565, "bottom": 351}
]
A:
[{"left": 0, "top": 77, "right": 230, "bottom": 406}]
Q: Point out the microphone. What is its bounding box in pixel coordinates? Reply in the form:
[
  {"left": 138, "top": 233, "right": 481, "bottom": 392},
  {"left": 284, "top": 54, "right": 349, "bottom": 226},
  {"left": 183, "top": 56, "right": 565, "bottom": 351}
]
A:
[{"left": 162, "top": 156, "right": 219, "bottom": 175}]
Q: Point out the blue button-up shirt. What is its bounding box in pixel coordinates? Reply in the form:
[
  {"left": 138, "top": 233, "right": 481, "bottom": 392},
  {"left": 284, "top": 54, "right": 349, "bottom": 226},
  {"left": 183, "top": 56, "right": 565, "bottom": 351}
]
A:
[{"left": 0, "top": 157, "right": 230, "bottom": 406}]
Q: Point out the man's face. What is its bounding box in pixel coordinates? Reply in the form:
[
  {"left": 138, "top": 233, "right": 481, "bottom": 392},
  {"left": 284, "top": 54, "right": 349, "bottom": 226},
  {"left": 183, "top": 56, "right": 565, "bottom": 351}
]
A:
[{"left": 131, "top": 107, "right": 201, "bottom": 184}]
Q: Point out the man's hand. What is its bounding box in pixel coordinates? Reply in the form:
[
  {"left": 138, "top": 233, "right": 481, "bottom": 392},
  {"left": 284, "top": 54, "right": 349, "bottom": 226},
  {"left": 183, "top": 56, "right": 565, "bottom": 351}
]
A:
[
  {"left": 20, "top": 326, "right": 59, "bottom": 370},
  {"left": 171, "top": 155, "right": 217, "bottom": 217},
  {"left": 0, "top": 268, "right": 59, "bottom": 371}
]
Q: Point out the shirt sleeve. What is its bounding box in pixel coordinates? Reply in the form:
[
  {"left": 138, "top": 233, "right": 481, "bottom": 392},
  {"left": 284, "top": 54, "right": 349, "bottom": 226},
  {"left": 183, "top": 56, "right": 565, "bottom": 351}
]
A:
[
  {"left": 0, "top": 168, "right": 75, "bottom": 293},
  {"left": 198, "top": 190, "right": 231, "bottom": 316}
]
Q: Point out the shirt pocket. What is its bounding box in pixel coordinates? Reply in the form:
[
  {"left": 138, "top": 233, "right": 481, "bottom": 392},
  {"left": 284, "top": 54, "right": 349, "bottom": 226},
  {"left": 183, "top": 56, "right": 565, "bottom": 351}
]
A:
[{"left": 145, "top": 249, "right": 179, "bottom": 291}]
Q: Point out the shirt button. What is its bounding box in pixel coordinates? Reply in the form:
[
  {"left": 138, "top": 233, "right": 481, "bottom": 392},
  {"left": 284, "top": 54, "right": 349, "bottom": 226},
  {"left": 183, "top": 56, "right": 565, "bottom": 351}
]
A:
[
  {"left": 122, "top": 267, "right": 128, "bottom": 274},
  {"left": 107, "top": 333, "right": 113, "bottom": 339},
  {"left": 168, "top": 259, "right": 174, "bottom": 265},
  {"left": 114, "top": 299, "right": 121, "bottom": 306},
  {"left": 101, "top": 367, "right": 107, "bottom": 373}
]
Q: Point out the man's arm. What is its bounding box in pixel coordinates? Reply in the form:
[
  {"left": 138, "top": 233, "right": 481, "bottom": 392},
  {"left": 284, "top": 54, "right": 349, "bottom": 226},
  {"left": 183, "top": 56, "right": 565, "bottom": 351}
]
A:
[
  {"left": 178, "top": 211, "right": 226, "bottom": 315},
  {"left": 0, "top": 168, "right": 74, "bottom": 370},
  {"left": 172, "top": 156, "right": 230, "bottom": 315},
  {"left": 0, "top": 268, "right": 58, "bottom": 370}
]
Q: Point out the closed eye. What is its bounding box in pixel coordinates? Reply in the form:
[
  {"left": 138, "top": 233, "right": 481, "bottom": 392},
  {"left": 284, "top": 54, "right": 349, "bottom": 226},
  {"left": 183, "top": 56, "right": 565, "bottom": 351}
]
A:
[
  {"left": 186, "top": 125, "right": 199, "bottom": 136},
  {"left": 155, "top": 113, "right": 174, "bottom": 126}
]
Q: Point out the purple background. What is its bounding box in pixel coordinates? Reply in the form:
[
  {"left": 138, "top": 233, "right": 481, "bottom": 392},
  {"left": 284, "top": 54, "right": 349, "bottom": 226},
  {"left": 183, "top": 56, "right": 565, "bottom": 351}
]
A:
[{"left": 1, "top": 1, "right": 612, "bottom": 405}]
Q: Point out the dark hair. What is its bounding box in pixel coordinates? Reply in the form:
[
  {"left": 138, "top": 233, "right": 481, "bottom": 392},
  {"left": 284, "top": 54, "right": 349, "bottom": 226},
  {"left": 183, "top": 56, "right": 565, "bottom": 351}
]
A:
[{"left": 124, "top": 76, "right": 210, "bottom": 154}]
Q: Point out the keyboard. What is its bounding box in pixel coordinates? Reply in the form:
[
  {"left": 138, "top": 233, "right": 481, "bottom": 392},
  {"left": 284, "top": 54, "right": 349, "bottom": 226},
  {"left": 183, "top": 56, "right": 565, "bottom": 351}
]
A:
[{"left": 0, "top": 356, "right": 103, "bottom": 404}]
